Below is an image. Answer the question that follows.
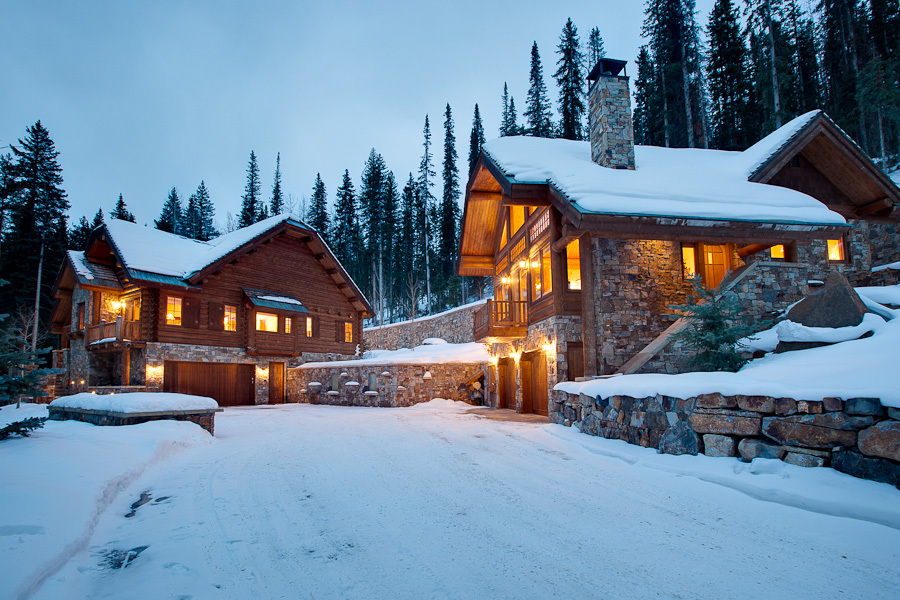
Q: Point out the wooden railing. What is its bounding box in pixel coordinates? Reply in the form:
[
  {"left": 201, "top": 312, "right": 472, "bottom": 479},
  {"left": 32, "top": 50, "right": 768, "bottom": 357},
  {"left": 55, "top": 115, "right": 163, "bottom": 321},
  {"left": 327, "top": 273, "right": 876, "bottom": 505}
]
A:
[
  {"left": 86, "top": 317, "right": 142, "bottom": 345},
  {"left": 473, "top": 300, "right": 528, "bottom": 341}
]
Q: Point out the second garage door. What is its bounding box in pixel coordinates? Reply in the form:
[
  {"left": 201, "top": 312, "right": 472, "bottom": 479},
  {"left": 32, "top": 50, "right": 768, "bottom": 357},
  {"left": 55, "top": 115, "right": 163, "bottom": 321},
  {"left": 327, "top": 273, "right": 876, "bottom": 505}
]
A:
[{"left": 163, "top": 361, "right": 256, "bottom": 407}]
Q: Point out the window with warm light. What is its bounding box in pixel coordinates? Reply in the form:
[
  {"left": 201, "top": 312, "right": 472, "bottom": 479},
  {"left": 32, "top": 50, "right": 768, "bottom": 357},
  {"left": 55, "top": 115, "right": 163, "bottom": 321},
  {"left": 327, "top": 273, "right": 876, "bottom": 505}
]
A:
[
  {"left": 166, "top": 297, "right": 182, "bottom": 326},
  {"left": 256, "top": 312, "right": 278, "bottom": 332},
  {"left": 681, "top": 245, "right": 697, "bottom": 278},
  {"left": 565, "top": 240, "right": 581, "bottom": 290},
  {"left": 827, "top": 238, "right": 846, "bottom": 261},
  {"left": 530, "top": 247, "right": 552, "bottom": 300},
  {"left": 531, "top": 255, "right": 543, "bottom": 300},
  {"left": 344, "top": 322, "right": 353, "bottom": 343},
  {"left": 224, "top": 305, "right": 237, "bottom": 331},
  {"left": 770, "top": 245, "right": 785, "bottom": 260},
  {"left": 285, "top": 316, "right": 292, "bottom": 334},
  {"left": 306, "top": 316, "right": 313, "bottom": 337},
  {"left": 510, "top": 206, "right": 526, "bottom": 235},
  {"left": 542, "top": 247, "right": 552, "bottom": 294},
  {"left": 499, "top": 221, "right": 508, "bottom": 250}
]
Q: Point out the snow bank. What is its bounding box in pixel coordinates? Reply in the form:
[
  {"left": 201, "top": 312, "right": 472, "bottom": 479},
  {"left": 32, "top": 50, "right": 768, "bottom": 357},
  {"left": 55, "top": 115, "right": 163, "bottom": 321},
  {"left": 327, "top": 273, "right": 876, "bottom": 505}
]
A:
[
  {"left": 856, "top": 284, "right": 900, "bottom": 306},
  {"left": 302, "top": 341, "right": 489, "bottom": 368},
  {"left": 0, "top": 403, "right": 210, "bottom": 600},
  {"left": 775, "top": 313, "right": 885, "bottom": 343},
  {"left": 51, "top": 392, "right": 218, "bottom": 413}
]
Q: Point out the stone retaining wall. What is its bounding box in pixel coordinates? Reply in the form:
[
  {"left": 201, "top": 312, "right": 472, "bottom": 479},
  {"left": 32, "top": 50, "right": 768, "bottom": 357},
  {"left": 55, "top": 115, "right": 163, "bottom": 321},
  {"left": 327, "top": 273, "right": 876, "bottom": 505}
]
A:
[
  {"left": 551, "top": 389, "right": 900, "bottom": 487},
  {"left": 289, "top": 362, "right": 486, "bottom": 407},
  {"left": 48, "top": 406, "right": 220, "bottom": 435},
  {"left": 362, "top": 301, "right": 485, "bottom": 351}
]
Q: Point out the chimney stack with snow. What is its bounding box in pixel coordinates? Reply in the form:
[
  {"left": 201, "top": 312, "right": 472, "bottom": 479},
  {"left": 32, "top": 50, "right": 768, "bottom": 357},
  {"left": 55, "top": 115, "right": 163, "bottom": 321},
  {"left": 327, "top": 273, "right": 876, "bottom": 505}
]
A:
[{"left": 587, "top": 58, "right": 635, "bottom": 170}]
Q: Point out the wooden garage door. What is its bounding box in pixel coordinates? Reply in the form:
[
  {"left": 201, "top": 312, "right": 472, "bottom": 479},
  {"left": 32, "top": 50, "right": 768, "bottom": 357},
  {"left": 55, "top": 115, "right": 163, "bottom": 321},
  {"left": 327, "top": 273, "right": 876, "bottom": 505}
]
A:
[{"left": 163, "top": 361, "right": 255, "bottom": 407}]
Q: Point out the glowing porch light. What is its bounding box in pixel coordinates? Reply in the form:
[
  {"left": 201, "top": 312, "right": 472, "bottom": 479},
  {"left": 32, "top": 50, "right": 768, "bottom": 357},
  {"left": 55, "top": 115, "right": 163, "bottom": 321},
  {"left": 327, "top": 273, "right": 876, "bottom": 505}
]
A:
[
  {"left": 510, "top": 350, "right": 522, "bottom": 363},
  {"left": 501, "top": 276, "right": 510, "bottom": 284},
  {"left": 542, "top": 342, "right": 555, "bottom": 354},
  {"left": 518, "top": 260, "right": 527, "bottom": 269}
]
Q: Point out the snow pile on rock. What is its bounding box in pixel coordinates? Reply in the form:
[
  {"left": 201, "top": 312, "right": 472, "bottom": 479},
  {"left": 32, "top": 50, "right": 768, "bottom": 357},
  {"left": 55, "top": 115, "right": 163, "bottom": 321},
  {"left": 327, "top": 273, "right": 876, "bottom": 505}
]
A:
[{"left": 51, "top": 392, "right": 218, "bottom": 413}]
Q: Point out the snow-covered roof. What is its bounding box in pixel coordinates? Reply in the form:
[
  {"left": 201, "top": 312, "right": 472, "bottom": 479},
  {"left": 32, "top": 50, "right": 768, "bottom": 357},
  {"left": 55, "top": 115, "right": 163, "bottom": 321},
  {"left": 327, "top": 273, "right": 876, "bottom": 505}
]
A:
[
  {"left": 66, "top": 249, "right": 121, "bottom": 288},
  {"left": 102, "top": 214, "right": 310, "bottom": 281},
  {"left": 481, "top": 111, "right": 845, "bottom": 226}
]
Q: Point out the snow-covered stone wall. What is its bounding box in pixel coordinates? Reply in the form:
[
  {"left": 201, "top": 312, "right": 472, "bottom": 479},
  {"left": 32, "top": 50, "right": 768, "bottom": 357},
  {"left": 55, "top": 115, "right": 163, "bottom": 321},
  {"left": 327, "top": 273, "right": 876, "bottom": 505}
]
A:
[{"left": 362, "top": 300, "right": 485, "bottom": 351}]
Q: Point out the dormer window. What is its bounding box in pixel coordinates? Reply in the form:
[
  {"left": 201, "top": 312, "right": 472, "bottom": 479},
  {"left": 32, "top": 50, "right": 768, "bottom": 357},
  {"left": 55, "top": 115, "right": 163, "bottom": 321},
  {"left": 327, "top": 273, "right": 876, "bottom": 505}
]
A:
[{"left": 256, "top": 312, "right": 278, "bottom": 332}]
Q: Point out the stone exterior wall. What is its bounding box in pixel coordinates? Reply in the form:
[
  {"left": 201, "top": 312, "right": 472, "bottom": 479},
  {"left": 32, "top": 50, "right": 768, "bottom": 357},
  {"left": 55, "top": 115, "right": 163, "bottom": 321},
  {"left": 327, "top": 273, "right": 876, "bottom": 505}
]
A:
[
  {"left": 797, "top": 220, "right": 873, "bottom": 284},
  {"left": 289, "top": 362, "right": 486, "bottom": 407},
  {"left": 362, "top": 301, "right": 485, "bottom": 351},
  {"left": 588, "top": 75, "right": 635, "bottom": 170},
  {"left": 867, "top": 221, "right": 900, "bottom": 267},
  {"left": 552, "top": 389, "right": 900, "bottom": 487},
  {"left": 49, "top": 406, "right": 219, "bottom": 435}
]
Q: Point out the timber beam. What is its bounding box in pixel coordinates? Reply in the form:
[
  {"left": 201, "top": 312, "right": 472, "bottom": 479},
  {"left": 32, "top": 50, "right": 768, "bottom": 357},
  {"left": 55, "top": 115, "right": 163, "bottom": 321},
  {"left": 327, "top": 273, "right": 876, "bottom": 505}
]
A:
[{"left": 855, "top": 197, "right": 893, "bottom": 218}]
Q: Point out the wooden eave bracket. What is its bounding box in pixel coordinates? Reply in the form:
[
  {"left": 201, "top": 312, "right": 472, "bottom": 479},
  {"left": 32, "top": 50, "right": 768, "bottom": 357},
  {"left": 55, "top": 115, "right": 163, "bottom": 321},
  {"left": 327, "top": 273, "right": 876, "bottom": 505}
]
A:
[{"left": 855, "top": 198, "right": 893, "bottom": 218}]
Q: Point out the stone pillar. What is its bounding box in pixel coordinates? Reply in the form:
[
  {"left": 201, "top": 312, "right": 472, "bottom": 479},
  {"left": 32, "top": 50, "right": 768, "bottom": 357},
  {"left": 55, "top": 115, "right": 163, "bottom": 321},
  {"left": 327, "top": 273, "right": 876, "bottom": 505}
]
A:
[{"left": 588, "top": 75, "right": 636, "bottom": 170}]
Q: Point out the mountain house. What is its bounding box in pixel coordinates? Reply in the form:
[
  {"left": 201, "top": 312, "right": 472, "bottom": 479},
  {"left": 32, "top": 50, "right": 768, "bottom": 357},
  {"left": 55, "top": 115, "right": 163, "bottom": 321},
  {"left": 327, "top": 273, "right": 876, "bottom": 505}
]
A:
[
  {"left": 458, "top": 58, "right": 900, "bottom": 416},
  {"left": 51, "top": 215, "right": 372, "bottom": 405}
]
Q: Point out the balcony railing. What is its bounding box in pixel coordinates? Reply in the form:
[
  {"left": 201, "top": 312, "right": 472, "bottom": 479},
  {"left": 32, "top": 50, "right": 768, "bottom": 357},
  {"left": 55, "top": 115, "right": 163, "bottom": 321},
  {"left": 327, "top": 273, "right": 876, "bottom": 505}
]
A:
[
  {"left": 473, "top": 300, "right": 528, "bottom": 342},
  {"left": 86, "top": 317, "right": 142, "bottom": 345}
]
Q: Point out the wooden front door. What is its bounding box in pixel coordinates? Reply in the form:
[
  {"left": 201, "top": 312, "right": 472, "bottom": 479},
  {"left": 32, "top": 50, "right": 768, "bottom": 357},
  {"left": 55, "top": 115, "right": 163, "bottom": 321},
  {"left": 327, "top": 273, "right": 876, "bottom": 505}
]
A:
[
  {"left": 268, "top": 362, "right": 285, "bottom": 404},
  {"left": 522, "top": 351, "right": 549, "bottom": 416},
  {"left": 497, "top": 358, "right": 515, "bottom": 410},
  {"left": 163, "top": 361, "right": 255, "bottom": 407},
  {"left": 700, "top": 244, "right": 729, "bottom": 289}
]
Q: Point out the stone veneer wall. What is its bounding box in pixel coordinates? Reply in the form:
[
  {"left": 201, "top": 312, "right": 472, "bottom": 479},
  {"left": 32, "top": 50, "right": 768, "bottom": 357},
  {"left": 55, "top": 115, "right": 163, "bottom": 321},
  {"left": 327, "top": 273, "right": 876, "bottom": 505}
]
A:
[
  {"left": 588, "top": 75, "right": 635, "bottom": 170},
  {"left": 551, "top": 389, "right": 900, "bottom": 487},
  {"left": 867, "top": 221, "right": 900, "bottom": 267},
  {"left": 49, "top": 406, "right": 219, "bottom": 435},
  {"left": 289, "top": 362, "right": 486, "bottom": 407},
  {"left": 362, "top": 300, "right": 485, "bottom": 351}
]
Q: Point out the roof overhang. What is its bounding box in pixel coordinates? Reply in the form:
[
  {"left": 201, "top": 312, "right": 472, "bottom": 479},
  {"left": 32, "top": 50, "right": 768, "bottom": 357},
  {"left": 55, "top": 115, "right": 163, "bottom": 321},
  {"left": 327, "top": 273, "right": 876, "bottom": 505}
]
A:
[{"left": 244, "top": 288, "right": 310, "bottom": 313}]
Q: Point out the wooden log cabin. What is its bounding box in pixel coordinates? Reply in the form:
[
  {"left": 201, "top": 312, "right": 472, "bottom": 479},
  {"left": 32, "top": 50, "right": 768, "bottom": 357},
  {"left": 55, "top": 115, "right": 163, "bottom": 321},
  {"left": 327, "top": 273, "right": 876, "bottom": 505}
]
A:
[
  {"left": 51, "top": 215, "right": 372, "bottom": 406},
  {"left": 458, "top": 58, "right": 900, "bottom": 417}
]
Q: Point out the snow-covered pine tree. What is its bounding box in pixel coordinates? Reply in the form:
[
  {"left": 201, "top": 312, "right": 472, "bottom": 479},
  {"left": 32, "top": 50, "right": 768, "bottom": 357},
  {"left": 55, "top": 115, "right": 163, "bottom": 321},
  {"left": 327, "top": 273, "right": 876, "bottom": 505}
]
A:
[
  {"left": 307, "top": 173, "right": 330, "bottom": 244},
  {"left": 270, "top": 152, "right": 284, "bottom": 215},
  {"left": 331, "top": 169, "right": 362, "bottom": 286},
  {"left": 439, "top": 104, "right": 461, "bottom": 309},
  {"left": 468, "top": 104, "right": 485, "bottom": 177},
  {"left": 524, "top": 42, "right": 554, "bottom": 137},
  {"left": 155, "top": 188, "right": 181, "bottom": 234},
  {"left": 417, "top": 116, "right": 436, "bottom": 313},
  {"left": 91, "top": 209, "right": 104, "bottom": 228},
  {"left": 195, "top": 181, "right": 216, "bottom": 241},
  {"left": 708, "top": 0, "right": 754, "bottom": 149},
  {"left": 554, "top": 18, "right": 587, "bottom": 141},
  {"left": 238, "top": 151, "right": 261, "bottom": 228},
  {"left": 110, "top": 194, "right": 135, "bottom": 222}
]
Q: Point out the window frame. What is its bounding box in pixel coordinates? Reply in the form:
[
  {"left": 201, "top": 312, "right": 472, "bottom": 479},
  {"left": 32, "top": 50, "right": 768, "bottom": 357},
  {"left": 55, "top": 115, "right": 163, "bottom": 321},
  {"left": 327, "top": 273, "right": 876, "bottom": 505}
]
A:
[
  {"left": 224, "top": 304, "right": 238, "bottom": 332},
  {"left": 255, "top": 311, "right": 279, "bottom": 332},
  {"left": 826, "top": 237, "right": 849, "bottom": 263},
  {"left": 165, "top": 296, "right": 183, "bottom": 326}
]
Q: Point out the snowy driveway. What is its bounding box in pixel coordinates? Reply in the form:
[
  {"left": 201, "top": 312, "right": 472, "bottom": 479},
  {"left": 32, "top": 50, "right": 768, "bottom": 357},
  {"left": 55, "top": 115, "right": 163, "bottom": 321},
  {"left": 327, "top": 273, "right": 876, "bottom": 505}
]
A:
[{"left": 34, "top": 401, "right": 900, "bottom": 599}]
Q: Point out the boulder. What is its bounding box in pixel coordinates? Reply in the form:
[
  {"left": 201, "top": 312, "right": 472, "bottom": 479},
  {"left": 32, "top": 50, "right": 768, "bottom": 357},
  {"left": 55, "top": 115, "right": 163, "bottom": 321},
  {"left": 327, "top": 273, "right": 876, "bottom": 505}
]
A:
[
  {"left": 738, "top": 438, "right": 785, "bottom": 462},
  {"left": 690, "top": 409, "right": 762, "bottom": 436},
  {"left": 832, "top": 450, "right": 900, "bottom": 487},
  {"left": 703, "top": 434, "right": 736, "bottom": 457},
  {"left": 858, "top": 421, "right": 900, "bottom": 462},
  {"left": 762, "top": 413, "right": 874, "bottom": 448},
  {"left": 784, "top": 452, "right": 826, "bottom": 468},
  {"left": 845, "top": 398, "right": 884, "bottom": 417},
  {"left": 658, "top": 421, "right": 700, "bottom": 456}
]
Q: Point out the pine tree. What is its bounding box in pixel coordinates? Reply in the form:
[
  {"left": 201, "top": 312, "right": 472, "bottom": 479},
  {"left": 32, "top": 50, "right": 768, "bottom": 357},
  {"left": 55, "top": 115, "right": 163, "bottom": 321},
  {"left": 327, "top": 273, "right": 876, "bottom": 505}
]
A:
[
  {"left": 745, "top": 0, "right": 792, "bottom": 131},
  {"left": 182, "top": 190, "right": 201, "bottom": 239},
  {"left": 524, "top": 42, "right": 554, "bottom": 137},
  {"left": 67, "top": 216, "right": 93, "bottom": 250},
  {"left": 500, "top": 83, "right": 512, "bottom": 136},
  {"left": 587, "top": 26, "right": 606, "bottom": 68},
  {"left": 155, "top": 187, "right": 182, "bottom": 234},
  {"left": 0, "top": 121, "right": 69, "bottom": 330},
  {"left": 468, "top": 104, "right": 485, "bottom": 177},
  {"left": 92, "top": 209, "right": 104, "bottom": 228},
  {"left": 331, "top": 169, "right": 362, "bottom": 284},
  {"left": 195, "top": 181, "right": 216, "bottom": 241},
  {"left": 270, "top": 152, "right": 284, "bottom": 215},
  {"left": 417, "top": 116, "right": 436, "bottom": 312},
  {"left": 110, "top": 193, "right": 135, "bottom": 222},
  {"left": 634, "top": 45, "right": 665, "bottom": 145},
  {"left": 0, "top": 298, "right": 56, "bottom": 405},
  {"left": 863, "top": 0, "right": 900, "bottom": 164},
  {"left": 307, "top": 173, "right": 330, "bottom": 243},
  {"left": 238, "top": 150, "right": 261, "bottom": 228},
  {"left": 554, "top": 18, "right": 587, "bottom": 140},
  {"left": 439, "top": 104, "right": 461, "bottom": 308},
  {"left": 708, "top": 0, "right": 754, "bottom": 149},
  {"left": 396, "top": 174, "right": 419, "bottom": 319}
]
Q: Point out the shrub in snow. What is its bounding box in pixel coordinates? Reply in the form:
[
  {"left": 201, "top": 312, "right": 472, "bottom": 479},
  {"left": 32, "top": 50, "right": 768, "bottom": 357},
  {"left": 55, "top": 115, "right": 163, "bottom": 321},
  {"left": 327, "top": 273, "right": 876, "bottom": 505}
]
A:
[
  {"left": 671, "top": 277, "right": 766, "bottom": 372},
  {"left": 0, "top": 416, "right": 47, "bottom": 440}
]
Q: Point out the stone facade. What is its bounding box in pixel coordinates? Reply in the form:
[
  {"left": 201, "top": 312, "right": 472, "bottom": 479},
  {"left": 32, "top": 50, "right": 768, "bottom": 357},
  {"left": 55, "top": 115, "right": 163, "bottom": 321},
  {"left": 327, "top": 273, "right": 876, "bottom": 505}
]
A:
[
  {"left": 48, "top": 405, "right": 220, "bottom": 435},
  {"left": 588, "top": 75, "right": 635, "bottom": 170},
  {"left": 552, "top": 389, "right": 900, "bottom": 487},
  {"left": 290, "top": 362, "right": 485, "bottom": 407},
  {"left": 362, "top": 300, "right": 485, "bottom": 351}
]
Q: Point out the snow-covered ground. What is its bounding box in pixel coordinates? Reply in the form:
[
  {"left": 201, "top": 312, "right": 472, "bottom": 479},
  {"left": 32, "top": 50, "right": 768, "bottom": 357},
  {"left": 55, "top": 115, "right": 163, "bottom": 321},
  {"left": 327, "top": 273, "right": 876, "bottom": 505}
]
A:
[{"left": 3, "top": 401, "right": 898, "bottom": 600}]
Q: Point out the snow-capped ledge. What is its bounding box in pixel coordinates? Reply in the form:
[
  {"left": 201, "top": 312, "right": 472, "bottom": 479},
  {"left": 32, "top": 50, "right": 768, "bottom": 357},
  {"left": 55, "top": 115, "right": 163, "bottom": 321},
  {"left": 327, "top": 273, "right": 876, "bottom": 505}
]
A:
[{"left": 51, "top": 392, "right": 219, "bottom": 414}]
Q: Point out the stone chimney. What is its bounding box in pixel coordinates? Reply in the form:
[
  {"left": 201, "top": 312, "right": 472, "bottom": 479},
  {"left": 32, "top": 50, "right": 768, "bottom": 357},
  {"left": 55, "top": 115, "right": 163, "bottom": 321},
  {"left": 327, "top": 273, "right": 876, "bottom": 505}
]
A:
[{"left": 587, "top": 58, "right": 635, "bottom": 170}]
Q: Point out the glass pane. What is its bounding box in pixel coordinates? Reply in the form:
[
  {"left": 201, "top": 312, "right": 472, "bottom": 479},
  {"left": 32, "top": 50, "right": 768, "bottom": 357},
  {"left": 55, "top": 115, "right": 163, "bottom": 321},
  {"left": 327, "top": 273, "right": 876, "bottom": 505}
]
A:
[
  {"left": 306, "top": 316, "right": 313, "bottom": 337},
  {"left": 344, "top": 322, "right": 353, "bottom": 343},
  {"left": 542, "top": 247, "right": 552, "bottom": 294},
  {"left": 531, "top": 253, "right": 542, "bottom": 299},
  {"left": 224, "top": 305, "right": 237, "bottom": 331},
  {"left": 510, "top": 206, "right": 526, "bottom": 235},
  {"left": 256, "top": 312, "right": 278, "bottom": 332},
  {"left": 682, "top": 245, "right": 696, "bottom": 277},
  {"left": 285, "top": 317, "right": 292, "bottom": 334},
  {"left": 566, "top": 240, "right": 581, "bottom": 290},
  {"left": 499, "top": 222, "right": 508, "bottom": 250},
  {"left": 827, "top": 239, "right": 845, "bottom": 261},
  {"left": 770, "top": 245, "right": 785, "bottom": 259},
  {"left": 166, "top": 297, "right": 182, "bottom": 326}
]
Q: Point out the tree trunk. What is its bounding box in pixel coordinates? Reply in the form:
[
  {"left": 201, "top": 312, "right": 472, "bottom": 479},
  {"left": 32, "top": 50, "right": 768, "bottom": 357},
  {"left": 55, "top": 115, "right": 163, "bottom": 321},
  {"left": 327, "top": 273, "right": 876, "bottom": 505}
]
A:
[
  {"left": 766, "top": 0, "right": 783, "bottom": 128},
  {"left": 681, "top": 59, "right": 695, "bottom": 148}
]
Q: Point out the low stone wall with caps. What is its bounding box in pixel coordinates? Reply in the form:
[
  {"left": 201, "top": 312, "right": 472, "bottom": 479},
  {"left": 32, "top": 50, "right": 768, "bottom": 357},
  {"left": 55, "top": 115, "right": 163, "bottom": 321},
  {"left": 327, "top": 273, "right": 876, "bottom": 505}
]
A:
[
  {"left": 48, "top": 405, "right": 220, "bottom": 435},
  {"left": 362, "top": 300, "right": 486, "bottom": 351},
  {"left": 288, "top": 361, "right": 487, "bottom": 407},
  {"left": 551, "top": 389, "right": 900, "bottom": 487}
]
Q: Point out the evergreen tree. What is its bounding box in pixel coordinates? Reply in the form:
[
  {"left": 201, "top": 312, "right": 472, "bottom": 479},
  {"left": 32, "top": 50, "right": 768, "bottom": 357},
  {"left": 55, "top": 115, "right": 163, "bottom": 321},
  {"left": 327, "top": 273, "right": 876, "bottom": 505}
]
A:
[
  {"left": 634, "top": 45, "right": 666, "bottom": 145},
  {"left": 270, "top": 152, "right": 284, "bottom": 215},
  {"left": 708, "top": 0, "right": 754, "bottom": 149},
  {"left": 468, "top": 103, "right": 486, "bottom": 177},
  {"left": 110, "top": 193, "right": 135, "bottom": 222},
  {"left": 182, "top": 190, "right": 201, "bottom": 239},
  {"left": 554, "top": 18, "right": 587, "bottom": 140},
  {"left": 331, "top": 169, "right": 362, "bottom": 285},
  {"left": 524, "top": 42, "right": 554, "bottom": 137},
  {"left": 508, "top": 97, "right": 521, "bottom": 135},
  {"left": 155, "top": 187, "right": 182, "bottom": 234},
  {"left": 587, "top": 26, "right": 606, "bottom": 67},
  {"left": 863, "top": 0, "right": 900, "bottom": 164},
  {"left": 785, "top": 1, "right": 821, "bottom": 116},
  {"left": 396, "top": 174, "right": 419, "bottom": 319},
  {"left": 67, "top": 216, "right": 93, "bottom": 250},
  {"left": 195, "top": 181, "right": 216, "bottom": 241},
  {"left": 238, "top": 150, "right": 261, "bottom": 228},
  {"left": 417, "top": 116, "right": 436, "bottom": 312},
  {"left": 0, "top": 295, "right": 56, "bottom": 405},
  {"left": 0, "top": 121, "right": 69, "bottom": 332},
  {"left": 307, "top": 173, "right": 330, "bottom": 243},
  {"left": 439, "top": 104, "right": 461, "bottom": 308},
  {"left": 91, "top": 209, "right": 104, "bottom": 228},
  {"left": 500, "top": 83, "right": 512, "bottom": 136}
]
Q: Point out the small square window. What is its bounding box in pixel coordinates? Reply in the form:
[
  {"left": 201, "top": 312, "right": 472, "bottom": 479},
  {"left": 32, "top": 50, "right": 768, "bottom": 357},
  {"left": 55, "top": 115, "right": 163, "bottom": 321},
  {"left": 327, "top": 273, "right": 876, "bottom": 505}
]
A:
[
  {"left": 770, "top": 245, "right": 785, "bottom": 260},
  {"left": 224, "top": 305, "right": 237, "bottom": 331},
  {"left": 166, "top": 297, "right": 182, "bottom": 326},
  {"left": 827, "top": 238, "right": 846, "bottom": 262}
]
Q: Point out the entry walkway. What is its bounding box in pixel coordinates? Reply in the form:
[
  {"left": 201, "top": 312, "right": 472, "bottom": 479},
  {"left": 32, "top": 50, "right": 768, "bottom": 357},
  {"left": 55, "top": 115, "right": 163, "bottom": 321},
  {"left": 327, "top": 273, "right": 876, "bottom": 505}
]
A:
[{"left": 466, "top": 407, "right": 547, "bottom": 423}]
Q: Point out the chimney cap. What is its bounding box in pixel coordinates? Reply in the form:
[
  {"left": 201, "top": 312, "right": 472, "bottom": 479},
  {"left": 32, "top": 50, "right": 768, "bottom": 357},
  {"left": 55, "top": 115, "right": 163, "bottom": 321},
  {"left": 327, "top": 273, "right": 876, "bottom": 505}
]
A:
[{"left": 587, "top": 58, "right": 628, "bottom": 81}]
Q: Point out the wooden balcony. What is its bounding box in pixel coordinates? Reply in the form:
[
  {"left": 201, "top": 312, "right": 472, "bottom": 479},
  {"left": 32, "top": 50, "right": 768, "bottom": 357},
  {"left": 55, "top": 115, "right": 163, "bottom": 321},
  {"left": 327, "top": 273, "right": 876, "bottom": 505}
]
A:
[
  {"left": 473, "top": 300, "right": 528, "bottom": 343},
  {"left": 86, "top": 317, "right": 143, "bottom": 348}
]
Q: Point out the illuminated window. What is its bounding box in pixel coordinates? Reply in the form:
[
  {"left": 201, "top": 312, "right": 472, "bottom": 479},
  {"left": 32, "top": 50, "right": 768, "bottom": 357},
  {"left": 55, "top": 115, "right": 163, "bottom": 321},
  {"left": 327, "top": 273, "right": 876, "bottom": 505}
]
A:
[
  {"left": 166, "top": 297, "right": 182, "bottom": 326},
  {"left": 542, "top": 247, "right": 552, "bottom": 295},
  {"left": 566, "top": 240, "right": 581, "bottom": 290},
  {"left": 224, "top": 305, "right": 237, "bottom": 331},
  {"left": 682, "top": 245, "right": 697, "bottom": 278},
  {"left": 530, "top": 247, "right": 552, "bottom": 300},
  {"left": 344, "top": 322, "right": 353, "bottom": 343},
  {"left": 256, "top": 312, "right": 278, "bottom": 332},
  {"left": 827, "top": 238, "right": 846, "bottom": 261},
  {"left": 499, "top": 222, "right": 508, "bottom": 250},
  {"left": 306, "top": 316, "right": 313, "bottom": 337},
  {"left": 770, "top": 245, "right": 785, "bottom": 260},
  {"left": 510, "top": 206, "right": 526, "bottom": 235},
  {"left": 285, "top": 316, "right": 292, "bottom": 334},
  {"left": 518, "top": 267, "right": 528, "bottom": 302}
]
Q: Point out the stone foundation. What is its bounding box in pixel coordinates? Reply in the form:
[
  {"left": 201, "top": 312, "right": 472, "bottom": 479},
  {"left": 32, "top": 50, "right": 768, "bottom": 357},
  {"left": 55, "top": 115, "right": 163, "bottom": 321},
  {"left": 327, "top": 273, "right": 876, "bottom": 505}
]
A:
[
  {"left": 363, "top": 300, "right": 485, "bottom": 351},
  {"left": 289, "top": 361, "right": 486, "bottom": 407},
  {"left": 552, "top": 389, "right": 900, "bottom": 487},
  {"left": 48, "top": 405, "right": 222, "bottom": 435}
]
